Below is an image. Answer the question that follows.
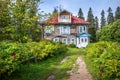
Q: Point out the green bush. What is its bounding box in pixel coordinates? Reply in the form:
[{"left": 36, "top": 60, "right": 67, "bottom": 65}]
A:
[
  {"left": 84, "top": 41, "right": 120, "bottom": 80},
  {"left": 0, "top": 40, "right": 68, "bottom": 78},
  {"left": 97, "top": 19, "right": 120, "bottom": 42}
]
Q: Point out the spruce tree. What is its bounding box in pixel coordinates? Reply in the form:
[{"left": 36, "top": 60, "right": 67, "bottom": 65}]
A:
[
  {"left": 115, "top": 6, "right": 120, "bottom": 20},
  {"left": 78, "top": 8, "right": 84, "bottom": 20},
  {"left": 53, "top": 7, "right": 58, "bottom": 14},
  {"left": 95, "top": 16, "right": 99, "bottom": 30},
  {"left": 87, "top": 7, "right": 96, "bottom": 42},
  {"left": 100, "top": 10, "right": 106, "bottom": 28},
  {"left": 107, "top": 7, "right": 114, "bottom": 24}
]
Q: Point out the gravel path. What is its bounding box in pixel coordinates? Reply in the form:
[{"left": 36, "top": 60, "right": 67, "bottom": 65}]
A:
[{"left": 68, "top": 57, "right": 92, "bottom": 80}]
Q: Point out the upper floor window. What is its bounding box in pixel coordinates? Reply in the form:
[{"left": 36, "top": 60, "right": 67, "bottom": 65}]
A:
[
  {"left": 60, "top": 26, "right": 70, "bottom": 34},
  {"left": 79, "top": 26, "right": 86, "bottom": 33}
]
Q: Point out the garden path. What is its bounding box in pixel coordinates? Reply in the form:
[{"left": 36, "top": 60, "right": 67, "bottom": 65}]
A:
[{"left": 68, "top": 57, "right": 92, "bottom": 80}]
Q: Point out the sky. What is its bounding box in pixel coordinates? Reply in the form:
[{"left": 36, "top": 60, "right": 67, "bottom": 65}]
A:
[{"left": 39, "top": 0, "right": 120, "bottom": 21}]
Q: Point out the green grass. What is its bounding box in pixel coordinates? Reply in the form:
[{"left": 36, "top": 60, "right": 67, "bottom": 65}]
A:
[{"left": 8, "top": 48, "right": 83, "bottom": 80}]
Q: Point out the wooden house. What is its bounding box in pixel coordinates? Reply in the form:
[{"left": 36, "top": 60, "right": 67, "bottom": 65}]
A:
[{"left": 41, "top": 10, "right": 90, "bottom": 48}]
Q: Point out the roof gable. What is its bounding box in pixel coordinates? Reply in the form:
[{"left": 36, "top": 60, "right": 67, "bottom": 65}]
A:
[{"left": 41, "top": 10, "right": 89, "bottom": 25}]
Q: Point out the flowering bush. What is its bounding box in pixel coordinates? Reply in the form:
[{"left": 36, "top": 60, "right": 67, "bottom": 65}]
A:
[
  {"left": 0, "top": 40, "right": 68, "bottom": 79},
  {"left": 85, "top": 41, "right": 120, "bottom": 80}
]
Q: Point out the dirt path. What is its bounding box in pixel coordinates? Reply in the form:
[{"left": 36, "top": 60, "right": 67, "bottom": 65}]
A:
[{"left": 68, "top": 57, "right": 92, "bottom": 80}]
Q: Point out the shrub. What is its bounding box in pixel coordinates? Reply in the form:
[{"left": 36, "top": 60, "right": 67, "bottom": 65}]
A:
[
  {"left": 84, "top": 41, "right": 120, "bottom": 80},
  {"left": 0, "top": 40, "right": 68, "bottom": 79},
  {"left": 97, "top": 19, "right": 120, "bottom": 42}
]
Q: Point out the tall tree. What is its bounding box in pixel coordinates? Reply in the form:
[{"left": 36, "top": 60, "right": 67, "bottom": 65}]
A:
[
  {"left": 87, "top": 7, "right": 96, "bottom": 42},
  {"left": 0, "top": 0, "right": 42, "bottom": 42},
  {"left": 53, "top": 7, "right": 58, "bottom": 14},
  {"left": 94, "top": 16, "right": 99, "bottom": 30},
  {"left": 100, "top": 10, "right": 106, "bottom": 28},
  {"left": 78, "top": 8, "right": 84, "bottom": 20},
  {"left": 107, "top": 7, "right": 114, "bottom": 24},
  {"left": 115, "top": 6, "right": 120, "bottom": 20}
]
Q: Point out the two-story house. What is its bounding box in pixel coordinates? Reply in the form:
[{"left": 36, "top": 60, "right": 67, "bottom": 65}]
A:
[{"left": 41, "top": 10, "right": 90, "bottom": 48}]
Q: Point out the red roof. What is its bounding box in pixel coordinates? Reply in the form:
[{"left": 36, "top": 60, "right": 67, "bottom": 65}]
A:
[{"left": 41, "top": 16, "right": 89, "bottom": 25}]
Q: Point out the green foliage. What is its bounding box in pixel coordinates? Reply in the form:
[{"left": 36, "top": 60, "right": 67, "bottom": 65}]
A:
[
  {"left": 78, "top": 8, "right": 84, "bottom": 20},
  {"left": 84, "top": 41, "right": 120, "bottom": 80},
  {"left": 115, "top": 6, "right": 120, "bottom": 21},
  {"left": 107, "top": 7, "right": 114, "bottom": 24},
  {"left": 87, "top": 7, "right": 97, "bottom": 42},
  {"left": 101, "top": 10, "right": 106, "bottom": 28},
  {"left": 0, "top": 0, "right": 42, "bottom": 42},
  {"left": 0, "top": 40, "right": 68, "bottom": 79},
  {"left": 68, "top": 43, "right": 76, "bottom": 48},
  {"left": 97, "top": 19, "right": 120, "bottom": 42}
]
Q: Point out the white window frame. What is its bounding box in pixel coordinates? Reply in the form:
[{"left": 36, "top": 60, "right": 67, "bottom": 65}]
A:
[
  {"left": 62, "top": 38, "right": 67, "bottom": 44},
  {"left": 60, "top": 26, "right": 70, "bottom": 34},
  {"left": 53, "top": 38, "right": 59, "bottom": 42},
  {"left": 70, "top": 38, "right": 76, "bottom": 44},
  {"left": 79, "top": 26, "right": 86, "bottom": 33}
]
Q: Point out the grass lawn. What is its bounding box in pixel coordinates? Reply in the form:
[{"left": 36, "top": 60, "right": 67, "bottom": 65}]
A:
[{"left": 8, "top": 48, "right": 84, "bottom": 80}]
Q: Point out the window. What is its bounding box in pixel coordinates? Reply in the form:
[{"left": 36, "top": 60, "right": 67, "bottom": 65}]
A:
[
  {"left": 60, "top": 26, "right": 70, "bottom": 34},
  {"left": 62, "top": 38, "right": 67, "bottom": 44},
  {"left": 79, "top": 26, "right": 86, "bottom": 33},
  {"left": 71, "top": 38, "right": 76, "bottom": 44},
  {"left": 53, "top": 38, "right": 59, "bottom": 42},
  {"left": 61, "top": 15, "right": 69, "bottom": 19}
]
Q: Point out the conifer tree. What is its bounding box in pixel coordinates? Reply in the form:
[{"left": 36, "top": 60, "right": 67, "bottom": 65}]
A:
[
  {"left": 100, "top": 10, "right": 106, "bottom": 28},
  {"left": 95, "top": 16, "right": 99, "bottom": 30},
  {"left": 107, "top": 7, "right": 114, "bottom": 24},
  {"left": 87, "top": 7, "right": 96, "bottom": 42},
  {"left": 78, "top": 8, "right": 84, "bottom": 20},
  {"left": 115, "top": 6, "right": 120, "bottom": 20}
]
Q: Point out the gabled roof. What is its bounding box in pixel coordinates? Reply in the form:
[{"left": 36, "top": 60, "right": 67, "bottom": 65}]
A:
[
  {"left": 40, "top": 10, "right": 89, "bottom": 25},
  {"left": 41, "top": 16, "right": 89, "bottom": 25}
]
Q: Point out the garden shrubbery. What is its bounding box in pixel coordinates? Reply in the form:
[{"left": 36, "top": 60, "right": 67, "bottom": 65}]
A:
[
  {"left": 0, "top": 40, "right": 67, "bottom": 79},
  {"left": 84, "top": 41, "right": 120, "bottom": 80},
  {"left": 96, "top": 19, "right": 120, "bottom": 42}
]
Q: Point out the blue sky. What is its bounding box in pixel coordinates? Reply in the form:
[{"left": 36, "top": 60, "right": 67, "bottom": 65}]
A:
[{"left": 39, "top": 0, "right": 120, "bottom": 20}]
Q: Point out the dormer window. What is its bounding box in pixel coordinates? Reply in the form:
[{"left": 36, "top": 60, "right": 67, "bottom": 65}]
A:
[
  {"left": 61, "top": 15, "right": 69, "bottom": 19},
  {"left": 58, "top": 10, "right": 71, "bottom": 23}
]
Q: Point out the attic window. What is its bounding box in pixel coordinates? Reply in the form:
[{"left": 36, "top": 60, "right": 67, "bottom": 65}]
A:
[{"left": 61, "top": 15, "right": 69, "bottom": 19}]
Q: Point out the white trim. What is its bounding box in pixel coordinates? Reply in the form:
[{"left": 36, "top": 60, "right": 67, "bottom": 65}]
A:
[
  {"left": 53, "top": 38, "right": 59, "bottom": 42},
  {"left": 62, "top": 38, "right": 68, "bottom": 44},
  {"left": 70, "top": 38, "right": 76, "bottom": 44}
]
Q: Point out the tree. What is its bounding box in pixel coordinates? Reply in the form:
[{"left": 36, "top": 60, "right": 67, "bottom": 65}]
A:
[
  {"left": 0, "top": 0, "right": 10, "bottom": 28},
  {"left": 87, "top": 7, "right": 96, "bottom": 42},
  {"left": 97, "top": 19, "right": 120, "bottom": 42},
  {"left": 94, "top": 16, "right": 99, "bottom": 30},
  {"left": 78, "top": 8, "right": 84, "bottom": 20},
  {"left": 115, "top": 6, "right": 120, "bottom": 20},
  {"left": 100, "top": 10, "right": 106, "bottom": 28},
  {"left": 53, "top": 7, "right": 58, "bottom": 14},
  {"left": 107, "top": 7, "right": 114, "bottom": 24},
  {"left": 0, "top": 0, "right": 42, "bottom": 42}
]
